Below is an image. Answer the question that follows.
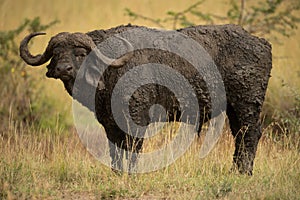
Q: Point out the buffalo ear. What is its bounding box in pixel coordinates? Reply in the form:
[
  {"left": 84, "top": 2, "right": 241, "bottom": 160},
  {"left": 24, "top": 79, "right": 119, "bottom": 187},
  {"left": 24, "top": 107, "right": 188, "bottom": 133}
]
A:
[
  {"left": 82, "top": 51, "right": 105, "bottom": 89},
  {"left": 84, "top": 64, "right": 102, "bottom": 88},
  {"left": 46, "top": 71, "right": 55, "bottom": 78},
  {"left": 85, "top": 69, "right": 106, "bottom": 91},
  {"left": 45, "top": 65, "right": 56, "bottom": 78}
]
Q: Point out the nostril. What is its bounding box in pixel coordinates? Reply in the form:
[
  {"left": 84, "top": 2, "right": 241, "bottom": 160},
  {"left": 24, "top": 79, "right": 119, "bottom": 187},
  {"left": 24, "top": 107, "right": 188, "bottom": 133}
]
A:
[
  {"left": 65, "top": 66, "right": 73, "bottom": 72},
  {"left": 56, "top": 65, "right": 62, "bottom": 72}
]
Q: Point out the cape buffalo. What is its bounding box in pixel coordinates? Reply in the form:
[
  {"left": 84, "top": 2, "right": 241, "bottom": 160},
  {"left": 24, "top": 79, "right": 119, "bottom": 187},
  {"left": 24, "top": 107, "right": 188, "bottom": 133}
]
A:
[{"left": 20, "top": 24, "right": 272, "bottom": 175}]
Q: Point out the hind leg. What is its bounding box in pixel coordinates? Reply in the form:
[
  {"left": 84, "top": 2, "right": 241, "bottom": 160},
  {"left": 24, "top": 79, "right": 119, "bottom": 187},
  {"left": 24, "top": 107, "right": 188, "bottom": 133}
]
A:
[{"left": 227, "top": 104, "right": 262, "bottom": 175}]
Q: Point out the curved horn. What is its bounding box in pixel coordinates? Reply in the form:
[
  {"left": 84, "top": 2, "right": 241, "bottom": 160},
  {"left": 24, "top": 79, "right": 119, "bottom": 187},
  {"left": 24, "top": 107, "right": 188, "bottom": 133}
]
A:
[
  {"left": 95, "top": 36, "right": 134, "bottom": 67},
  {"left": 19, "top": 32, "right": 53, "bottom": 66}
]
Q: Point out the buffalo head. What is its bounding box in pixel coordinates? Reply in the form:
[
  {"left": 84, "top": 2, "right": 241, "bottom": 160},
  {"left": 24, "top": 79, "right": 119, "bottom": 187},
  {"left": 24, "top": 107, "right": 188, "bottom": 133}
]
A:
[{"left": 20, "top": 32, "right": 133, "bottom": 94}]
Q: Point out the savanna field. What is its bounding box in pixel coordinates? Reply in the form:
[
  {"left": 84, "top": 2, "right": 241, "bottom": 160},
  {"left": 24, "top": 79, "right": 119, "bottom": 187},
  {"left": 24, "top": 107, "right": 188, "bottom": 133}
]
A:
[{"left": 1, "top": 0, "right": 300, "bottom": 199}]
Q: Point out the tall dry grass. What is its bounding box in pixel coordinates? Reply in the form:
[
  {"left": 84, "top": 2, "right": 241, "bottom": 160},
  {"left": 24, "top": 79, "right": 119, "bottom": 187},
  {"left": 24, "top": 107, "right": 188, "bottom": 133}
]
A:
[{"left": 1, "top": 122, "right": 299, "bottom": 199}]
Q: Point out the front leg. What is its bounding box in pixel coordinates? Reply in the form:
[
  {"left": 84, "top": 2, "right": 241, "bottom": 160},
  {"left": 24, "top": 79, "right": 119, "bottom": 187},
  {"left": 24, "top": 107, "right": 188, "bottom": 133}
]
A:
[
  {"left": 125, "top": 136, "right": 144, "bottom": 173},
  {"left": 104, "top": 125, "right": 127, "bottom": 173},
  {"left": 106, "top": 127, "right": 144, "bottom": 173},
  {"left": 109, "top": 141, "right": 124, "bottom": 172}
]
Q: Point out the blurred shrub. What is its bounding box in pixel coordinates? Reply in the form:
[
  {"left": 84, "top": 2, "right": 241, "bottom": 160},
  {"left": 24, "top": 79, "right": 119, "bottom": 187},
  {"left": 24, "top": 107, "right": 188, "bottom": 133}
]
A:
[
  {"left": 125, "top": 0, "right": 300, "bottom": 40},
  {"left": 0, "top": 17, "right": 71, "bottom": 133}
]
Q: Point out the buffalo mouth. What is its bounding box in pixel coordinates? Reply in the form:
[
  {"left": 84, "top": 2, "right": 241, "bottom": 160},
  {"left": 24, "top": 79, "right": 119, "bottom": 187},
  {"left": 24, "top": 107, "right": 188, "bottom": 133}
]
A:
[
  {"left": 45, "top": 71, "right": 73, "bottom": 81},
  {"left": 59, "top": 74, "right": 73, "bottom": 81}
]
